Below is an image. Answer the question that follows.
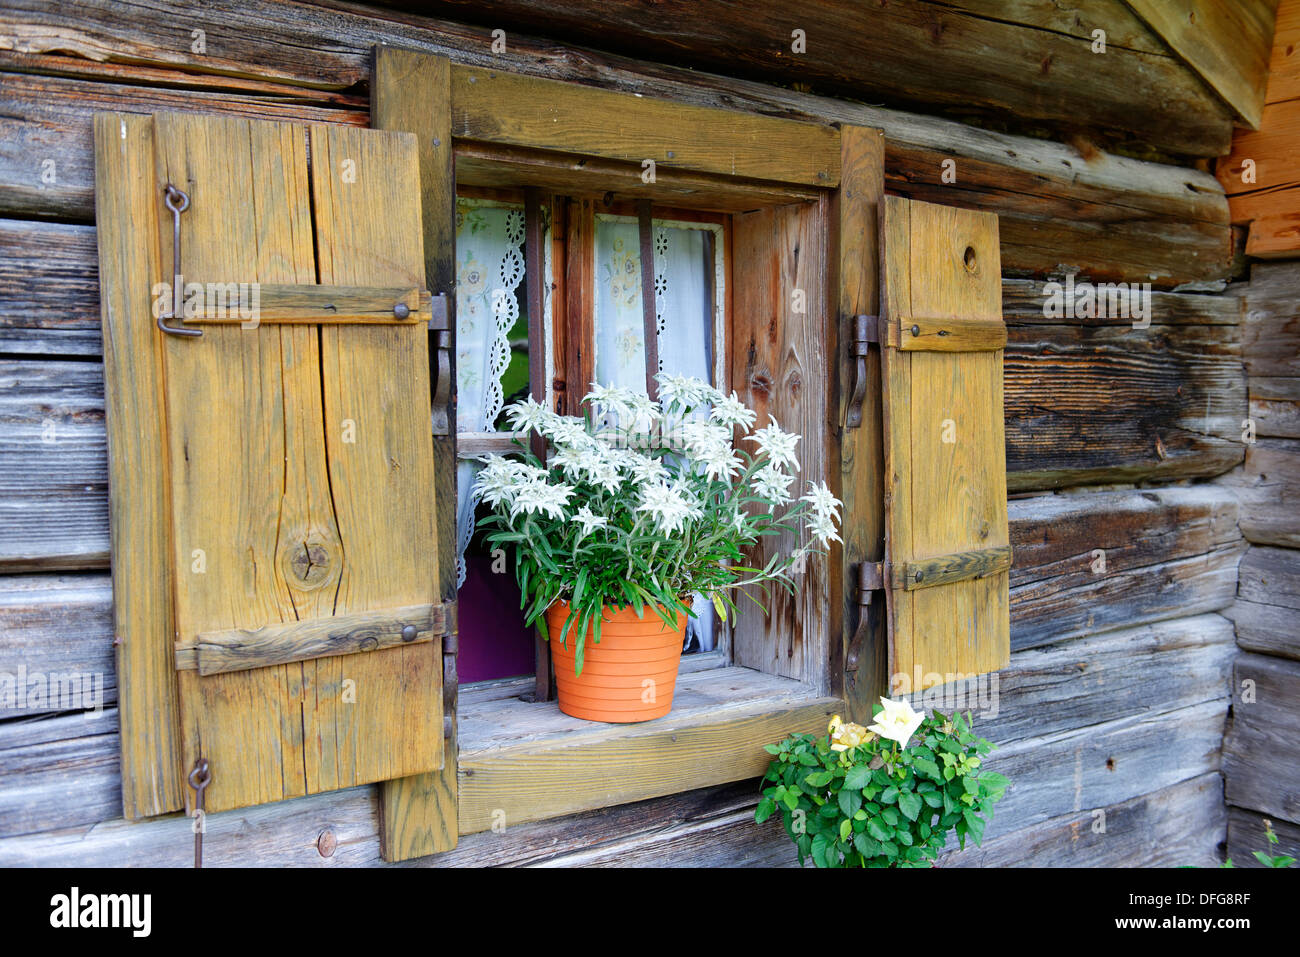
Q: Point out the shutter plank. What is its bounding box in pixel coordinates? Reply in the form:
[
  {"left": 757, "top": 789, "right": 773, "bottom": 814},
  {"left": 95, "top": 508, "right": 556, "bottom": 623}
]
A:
[
  {"left": 92, "top": 113, "right": 184, "bottom": 818},
  {"left": 881, "top": 197, "right": 1010, "bottom": 688},
  {"left": 309, "top": 121, "right": 444, "bottom": 794}
]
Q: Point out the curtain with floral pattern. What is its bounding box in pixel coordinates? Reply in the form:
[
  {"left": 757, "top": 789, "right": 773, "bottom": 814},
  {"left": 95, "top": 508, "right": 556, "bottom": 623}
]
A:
[{"left": 454, "top": 199, "right": 525, "bottom": 588}]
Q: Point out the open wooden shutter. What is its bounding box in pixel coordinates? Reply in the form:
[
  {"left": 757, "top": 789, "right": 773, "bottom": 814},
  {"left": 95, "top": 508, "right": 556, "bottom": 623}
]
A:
[
  {"left": 876, "top": 196, "right": 1011, "bottom": 691},
  {"left": 95, "top": 111, "right": 449, "bottom": 816}
]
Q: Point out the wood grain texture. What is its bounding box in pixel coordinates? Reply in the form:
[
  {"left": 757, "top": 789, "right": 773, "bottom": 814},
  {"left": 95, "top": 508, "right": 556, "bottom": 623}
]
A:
[
  {"left": 1229, "top": 546, "right": 1300, "bottom": 660},
  {"left": 97, "top": 112, "right": 442, "bottom": 815},
  {"left": 730, "top": 200, "right": 832, "bottom": 690},
  {"left": 1008, "top": 486, "right": 1242, "bottom": 652},
  {"left": 308, "top": 118, "right": 444, "bottom": 805},
  {"left": 0, "top": 220, "right": 100, "bottom": 355},
  {"left": 881, "top": 196, "right": 1009, "bottom": 688},
  {"left": 0, "top": 19, "right": 1233, "bottom": 285},
  {"left": 941, "top": 772, "right": 1225, "bottom": 868},
  {"left": 1219, "top": 439, "right": 1300, "bottom": 547},
  {"left": 1125, "top": 0, "right": 1278, "bottom": 129},
  {"left": 893, "top": 315, "right": 1007, "bottom": 352},
  {"left": 180, "top": 284, "right": 428, "bottom": 324},
  {"left": 176, "top": 603, "right": 450, "bottom": 676},
  {"left": 389, "top": 0, "right": 1236, "bottom": 156},
  {"left": 902, "top": 545, "right": 1012, "bottom": 591},
  {"left": 833, "top": 125, "right": 886, "bottom": 723},
  {"left": 1223, "top": 652, "right": 1300, "bottom": 824},
  {"left": 450, "top": 65, "right": 838, "bottom": 188},
  {"left": 1003, "top": 279, "right": 1245, "bottom": 490},
  {"left": 91, "top": 112, "right": 182, "bottom": 819},
  {"left": 370, "top": 46, "right": 460, "bottom": 862},
  {"left": 458, "top": 666, "right": 838, "bottom": 835}
]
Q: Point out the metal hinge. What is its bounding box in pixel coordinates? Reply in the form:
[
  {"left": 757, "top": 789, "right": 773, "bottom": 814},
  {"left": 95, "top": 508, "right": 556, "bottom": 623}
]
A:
[
  {"left": 846, "top": 314, "right": 879, "bottom": 429},
  {"left": 857, "top": 559, "right": 886, "bottom": 605},
  {"left": 429, "top": 292, "right": 453, "bottom": 435}
]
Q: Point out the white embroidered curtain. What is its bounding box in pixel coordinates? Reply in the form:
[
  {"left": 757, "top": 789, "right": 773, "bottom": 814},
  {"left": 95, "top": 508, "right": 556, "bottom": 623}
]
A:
[
  {"left": 593, "top": 218, "right": 719, "bottom": 651},
  {"left": 454, "top": 199, "right": 525, "bottom": 588}
]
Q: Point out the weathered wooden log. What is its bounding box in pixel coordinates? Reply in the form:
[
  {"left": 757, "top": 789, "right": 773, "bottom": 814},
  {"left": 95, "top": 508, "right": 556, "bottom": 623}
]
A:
[
  {"left": 941, "top": 772, "right": 1225, "bottom": 868},
  {"left": 0, "top": 220, "right": 99, "bottom": 356},
  {"left": 1223, "top": 652, "right": 1300, "bottom": 825},
  {"left": 1218, "top": 439, "right": 1300, "bottom": 548},
  {"left": 1228, "top": 546, "right": 1300, "bottom": 660},
  {"left": 0, "top": 3, "right": 1233, "bottom": 284},
  {"left": 0, "top": 574, "right": 114, "bottom": 718},
  {"left": 1007, "top": 487, "right": 1241, "bottom": 652},
  {"left": 1003, "top": 280, "right": 1245, "bottom": 490},
  {"left": 1239, "top": 263, "right": 1300, "bottom": 436},
  {"left": 5, "top": 0, "right": 1232, "bottom": 156},
  {"left": 0, "top": 360, "right": 106, "bottom": 571},
  {"left": 1226, "top": 805, "right": 1300, "bottom": 868}
]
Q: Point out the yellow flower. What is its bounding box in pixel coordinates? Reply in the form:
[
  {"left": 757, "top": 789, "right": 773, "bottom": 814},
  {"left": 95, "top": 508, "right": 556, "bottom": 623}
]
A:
[{"left": 828, "top": 713, "right": 876, "bottom": 752}]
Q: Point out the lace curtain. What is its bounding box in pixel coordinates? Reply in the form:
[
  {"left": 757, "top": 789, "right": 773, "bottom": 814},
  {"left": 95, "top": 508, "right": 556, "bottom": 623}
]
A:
[
  {"left": 454, "top": 199, "right": 525, "bottom": 588},
  {"left": 593, "top": 217, "right": 720, "bottom": 651}
]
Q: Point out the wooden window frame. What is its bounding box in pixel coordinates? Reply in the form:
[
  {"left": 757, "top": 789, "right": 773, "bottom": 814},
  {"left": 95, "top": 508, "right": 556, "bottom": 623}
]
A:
[{"left": 372, "top": 48, "right": 884, "bottom": 857}]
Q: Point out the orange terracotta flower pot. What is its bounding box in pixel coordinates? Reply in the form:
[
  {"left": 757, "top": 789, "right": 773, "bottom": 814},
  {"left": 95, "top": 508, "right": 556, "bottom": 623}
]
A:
[{"left": 546, "top": 601, "right": 686, "bottom": 723}]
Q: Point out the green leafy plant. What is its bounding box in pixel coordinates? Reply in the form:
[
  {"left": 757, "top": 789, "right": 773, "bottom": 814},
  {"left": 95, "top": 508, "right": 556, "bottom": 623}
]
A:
[
  {"left": 1222, "top": 818, "right": 1296, "bottom": 868},
  {"left": 756, "top": 699, "right": 1008, "bottom": 867},
  {"left": 474, "top": 375, "right": 842, "bottom": 674}
]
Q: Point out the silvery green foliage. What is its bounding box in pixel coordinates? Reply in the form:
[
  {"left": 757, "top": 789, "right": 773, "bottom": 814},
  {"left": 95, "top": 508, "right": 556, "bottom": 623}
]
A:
[{"left": 474, "top": 374, "right": 841, "bottom": 674}]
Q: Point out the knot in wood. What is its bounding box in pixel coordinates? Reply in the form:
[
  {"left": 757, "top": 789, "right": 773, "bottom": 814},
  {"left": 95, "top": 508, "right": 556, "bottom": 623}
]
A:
[{"left": 285, "top": 541, "right": 334, "bottom": 589}]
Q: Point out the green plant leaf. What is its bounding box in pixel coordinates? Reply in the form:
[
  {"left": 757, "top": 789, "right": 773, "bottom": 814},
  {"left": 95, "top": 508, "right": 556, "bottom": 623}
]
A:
[
  {"left": 898, "top": 791, "right": 923, "bottom": 821},
  {"left": 755, "top": 797, "right": 776, "bottom": 824},
  {"left": 844, "top": 765, "right": 872, "bottom": 791}
]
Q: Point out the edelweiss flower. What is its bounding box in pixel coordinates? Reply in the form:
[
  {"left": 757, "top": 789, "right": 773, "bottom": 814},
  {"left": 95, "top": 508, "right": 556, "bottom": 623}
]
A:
[
  {"left": 543, "top": 415, "right": 593, "bottom": 448},
  {"left": 677, "top": 420, "right": 732, "bottom": 458},
  {"left": 508, "top": 480, "right": 573, "bottom": 521},
  {"left": 471, "top": 454, "right": 545, "bottom": 508},
  {"left": 584, "top": 383, "right": 638, "bottom": 421},
  {"left": 573, "top": 505, "right": 608, "bottom": 540},
  {"left": 624, "top": 452, "right": 670, "bottom": 486},
  {"left": 698, "top": 444, "right": 743, "bottom": 482},
  {"left": 636, "top": 481, "right": 699, "bottom": 535},
  {"left": 751, "top": 464, "right": 795, "bottom": 506},
  {"left": 504, "top": 396, "right": 553, "bottom": 436},
  {"left": 800, "top": 481, "right": 843, "bottom": 546},
  {"left": 709, "top": 390, "right": 757, "bottom": 431},
  {"left": 655, "top": 372, "right": 719, "bottom": 411},
  {"left": 746, "top": 417, "right": 801, "bottom": 473}
]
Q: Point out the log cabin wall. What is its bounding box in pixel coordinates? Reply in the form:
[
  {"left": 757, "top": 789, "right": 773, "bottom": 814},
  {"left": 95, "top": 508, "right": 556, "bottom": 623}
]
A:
[{"left": 0, "top": 0, "right": 1272, "bottom": 866}]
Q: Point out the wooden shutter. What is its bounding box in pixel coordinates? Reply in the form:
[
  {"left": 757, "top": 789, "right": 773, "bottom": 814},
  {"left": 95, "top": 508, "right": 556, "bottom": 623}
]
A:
[
  {"left": 95, "top": 111, "right": 449, "bottom": 816},
  {"left": 876, "top": 196, "right": 1011, "bottom": 691}
]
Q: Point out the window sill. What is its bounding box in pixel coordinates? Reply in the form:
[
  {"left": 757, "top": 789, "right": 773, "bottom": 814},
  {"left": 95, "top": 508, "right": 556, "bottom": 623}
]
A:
[{"left": 456, "top": 664, "right": 839, "bottom": 835}]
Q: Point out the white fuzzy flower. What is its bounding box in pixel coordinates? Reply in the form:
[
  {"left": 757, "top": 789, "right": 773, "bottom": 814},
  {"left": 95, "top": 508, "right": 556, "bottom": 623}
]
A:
[
  {"left": 508, "top": 479, "right": 573, "bottom": 521},
  {"left": 548, "top": 443, "right": 589, "bottom": 481},
  {"left": 584, "top": 383, "right": 638, "bottom": 421},
  {"left": 636, "top": 481, "right": 699, "bottom": 535},
  {"left": 625, "top": 452, "right": 670, "bottom": 485},
  {"left": 472, "top": 455, "right": 545, "bottom": 508},
  {"left": 677, "top": 420, "right": 732, "bottom": 458},
  {"left": 542, "top": 415, "right": 593, "bottom": 448},
  {"left": 746, "top": 417, "right": 801, "bottom": 473},
  {"left": 807, "top": 512, "right": 843, "bottom": 547},
  {"left": 504, "top": 396, "right": 553, "bottom": 435},
  {"left": 709, "top": 391, "right": 757, "bottom": 431},
  {"left": 800, "top": 481, "right": 843, "bottom": 522},
  {"left": 751, "top": 464, "right": 795, "bottom": 506},
  {"left": 573, "top": 505, "right": 608, "bottom": 540},
  {"left": 698, "top": 444, "right": 743, "bottom": 482},
  {"left": 656, "top": 372, "right": 719, "bottom": 411}
]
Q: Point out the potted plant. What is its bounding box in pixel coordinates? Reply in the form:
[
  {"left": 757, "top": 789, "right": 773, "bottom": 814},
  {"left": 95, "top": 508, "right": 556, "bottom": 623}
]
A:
[
  {"left": 473, "top": 373, "right": 842, "bottom": 722},
  {"left": 757, "top": 699, "right": 1008, "bottom": 867}
]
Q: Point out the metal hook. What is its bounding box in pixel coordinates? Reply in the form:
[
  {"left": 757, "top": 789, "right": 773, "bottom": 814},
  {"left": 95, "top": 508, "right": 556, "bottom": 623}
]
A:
[{"left": 158, "top": 184, "right": 202, "bottom": 339}]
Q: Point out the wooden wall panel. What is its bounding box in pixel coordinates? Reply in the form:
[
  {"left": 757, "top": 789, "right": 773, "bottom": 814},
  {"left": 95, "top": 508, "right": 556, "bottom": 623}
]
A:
[{"left": 1223, "top": 652, "right": 1300, "bottom": 825}]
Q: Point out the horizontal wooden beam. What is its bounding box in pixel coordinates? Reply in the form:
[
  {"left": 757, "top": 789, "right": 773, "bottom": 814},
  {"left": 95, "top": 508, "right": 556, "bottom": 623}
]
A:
[
  {"left": 901, "top": 545, "right": 1012, "bottom": 592},
  {"left": 448, "top": 64, "right": 838, "bottom": 188},
  {"left": 174, "top": 602, "right": 455, "bottom": 676},
  {"left": 180, "top": 283, "right": 430, "bottom": 324},
  {"left": 891, "top": 316, "right": 1007, "bottom": 353},
  {"left": 1223, "top": 652, "right": 1300, "bottom": 825},
  {"left": 456, "top": 666, "right": 837, "bottom": 835}
]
